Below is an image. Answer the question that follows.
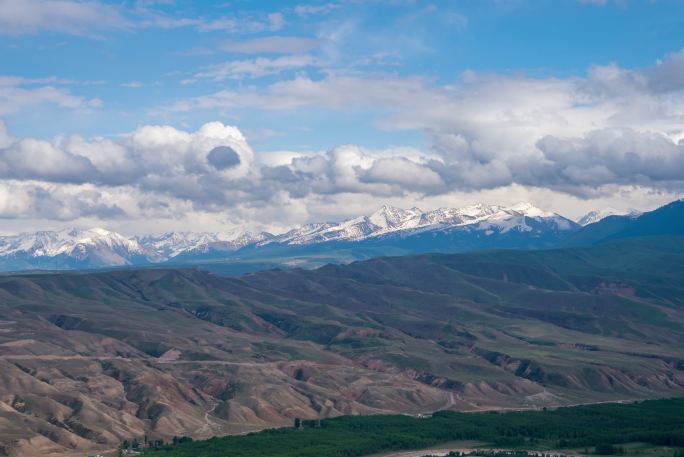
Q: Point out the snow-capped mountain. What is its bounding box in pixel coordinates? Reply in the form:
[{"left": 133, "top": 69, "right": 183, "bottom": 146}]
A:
[
  {"left": 0, "top": 202, "right": 588, "bottom": 272},
  {"left": 577, "top": 209, "right": 642, "bottom": 226},
  {"left": 136, "top": 231, "right": 273, "bottom": 258},
  {"left": 271, "top": 206, "right": 425, "bottom": 245},
  {"left": 268, "top": 202, "right": 576, "bottom": 246},
  {"left": 0, "top": 228, "right": 162, "bottom": 270},
  {"left": 136, "top": 232, "right": 225, "bottom": 258}
]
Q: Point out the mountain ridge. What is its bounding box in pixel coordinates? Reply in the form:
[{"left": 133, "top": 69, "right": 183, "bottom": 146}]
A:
[
  {"left": 562, "top": 199, "right": 684, "bottom": 247},
  {"left": 2, "top": 199, "right": 681, "bottom": 272},
  {"left": 0, "top": 202, "right": 579, "bottom": 271}
]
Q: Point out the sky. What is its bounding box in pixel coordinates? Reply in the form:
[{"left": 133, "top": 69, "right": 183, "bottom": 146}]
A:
[{"left": 1, "top": 0, "right": 684, "bottom": 235}]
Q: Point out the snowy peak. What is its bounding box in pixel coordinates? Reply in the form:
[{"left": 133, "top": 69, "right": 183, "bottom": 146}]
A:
[
  {"left": 231, "top": 231, "right": 274, "bottom": 247},
  {"left": 283, "top": 217, "right": 379, "bottom": 244},
  {"left": 0, "top": 201, "right": 605, "bottom": 272},
  {"left": 63, "top": 227, "right": 142, "bottom": 252},
  {"left": 577, "top": 209, "right": 642, "bottom": 226},
  {"left": 0, "top": 227, "right": 161, "bottom": 268},
  {"left": 137, "top": 230, "right": 274, "bottom": 257},
  {"left": 136, "top": 231, "right": 223, "bottom": 258},
  {"left": 426, "top": 204, "right": 504, "bottom": 225},
  {"left": 368, "top": 205, "right": 423, "bottom": 229},
  {"left": 507, "top": 202, "right": 555, "bottom": 218},
  {"left": 578, "top": 210, "right": 618, "bottom": 226},
  {"left": 267, "top": 202, "right": 577, "bottom": 246}
]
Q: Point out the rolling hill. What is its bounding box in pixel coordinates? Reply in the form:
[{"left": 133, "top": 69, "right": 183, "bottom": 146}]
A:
[{"left": 0, "top": 235, "right": 683, "bottom": 456}]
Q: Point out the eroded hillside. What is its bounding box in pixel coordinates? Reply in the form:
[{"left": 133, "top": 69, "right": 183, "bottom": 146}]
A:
[{"left": 0, "top": 236, "right": 683, "bottom": 456}]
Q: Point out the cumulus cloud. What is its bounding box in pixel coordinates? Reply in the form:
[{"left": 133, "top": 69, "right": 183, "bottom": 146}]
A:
[
  {"left": 646, "top": 48, "right": 684, "bottom": 93},
  {"left": 0, "top": 182, "right": 126, "bottom": 221},
  {"left": 0, "top": 121, "right": 446, "bottom": 226},
  {"left": 3, "top": 46, "right": 684, "bottom": 231},
  {"left": 0, "top": 122, "right": 255, "bottom": 208},
  {"left": 0, "top": 138, "right": 98, "bottom": 183},
  {"left": 359, "top": 157, "right": 444, "bottom": 191},
  {"left": 163, "top": 47, "right": 684, "bottom": 198},
  {"left": 1, "top": 107, "right": 683, "bottom": 231},
  {"left": 535, "top": 129, "right": 684, "bottom": 187},
  {"left": 207, "top": 146, "right": 241, "bottom": 170}
]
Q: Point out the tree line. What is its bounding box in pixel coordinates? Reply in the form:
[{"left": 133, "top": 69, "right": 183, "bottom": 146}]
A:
[{"left": 142, "top": 397, "right": 684, "bottom": 457}]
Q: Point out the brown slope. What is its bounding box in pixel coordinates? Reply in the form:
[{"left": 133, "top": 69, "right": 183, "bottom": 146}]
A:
[{"left": 0, "top": 239, "right": 683, "bottom": 456}]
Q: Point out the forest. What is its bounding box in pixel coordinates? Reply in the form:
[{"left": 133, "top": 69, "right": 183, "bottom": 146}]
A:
[{"left": 141, "top": 398, "right": 684, "bottom": 457}]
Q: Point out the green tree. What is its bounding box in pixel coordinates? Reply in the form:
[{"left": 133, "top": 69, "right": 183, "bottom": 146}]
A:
[{"left": 595, "top": 444, "right": 623, "bottom": 455}]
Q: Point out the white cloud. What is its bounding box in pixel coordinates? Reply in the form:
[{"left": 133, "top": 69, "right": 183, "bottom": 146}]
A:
[
  {"left": 2, "top": 46, "right": 684, "bottom": 232},
  {"left": 192, "top": 12, "right": 284, "bottom": 33},
  {"left": 535, "top": 129, "right": 684, "bottom": 187},
  {"left": 0, "top": 0, "right": 127, "bottom": 36},
  {"left": 0, "top": 120, "right": 11, "bottom": 148},
  {"left": 267, "top": 12, "right": 285, "bottom": 31},
  {"left": 183, "top": 55, "right": 317, "bottom": 83},
  {"left": 293, "top": 3, "right": 341, "bottom": 16},
  {"left": 57, "top": 135, "right": 140, "bottom": 185},
  {"left": 221, "top": 36, "right": 321, "bottom": 54},
  {"left": 0, "top": 76, "right": 102, "bottom": 115},
  {"left": 163, "top": 48, "right": 684, "bottom": 198},
  {"left": 0, "top": 122, "right": 254, "bottom": 202},
  {"left": 0, "top": 138, "right": 97, "bottom": 182},
  {"left": 359, "top": 157, "right": 444, "bottom": 191},
  {"left": 0, "top": 118, "right": 679, "bottom": 234},
  {"left": 0, "top": 181, "right": 127, "bottom": 221},
  {"left": 142, "top": 12, "right": 288, "bottom": 35},
  {"left": 165, "top": 74, "right": 430, "bottom": 112},
  {"left": 0, "top": 0, "right": 286, "bottom": 36}
]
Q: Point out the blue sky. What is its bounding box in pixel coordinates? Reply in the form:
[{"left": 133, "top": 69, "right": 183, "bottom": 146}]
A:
[
  {"left": 0, "top": 0, "right": 683, "bottom": 234},
  {"left": 4, "top": 0, "right": 684, "bottom": 148}
]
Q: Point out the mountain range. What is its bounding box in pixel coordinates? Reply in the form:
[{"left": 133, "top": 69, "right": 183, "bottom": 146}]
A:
[
  {"left": 1, "top": 234, "right": 683, "bottom": 456},
  {"left": 576, "top": 208, "right": 640, "bottom": 226},
  {"left": 0, "top": 201, "right": 654, "bottom": 272},
  {"left": 0, "top": 199, "right": 682, "bottom": 456}
]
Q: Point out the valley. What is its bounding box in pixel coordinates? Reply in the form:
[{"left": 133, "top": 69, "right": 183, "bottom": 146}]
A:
[
  {"left": 0, "top": 234, "right": 683, "bottom": 456},
  {"left": 4, "top": 3, "right": 684, "bottom": 457},
  {"left": 137, "top": 398, "right": 684, "bottom": 457}
]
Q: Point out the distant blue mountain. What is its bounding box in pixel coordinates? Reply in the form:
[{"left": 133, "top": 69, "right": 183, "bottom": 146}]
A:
[
  {"left": 0, "top": 199, "right": 682, "bottom": 272},
  {"left": 561, "top": 199, "right": 684, "bottom": 247}
]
